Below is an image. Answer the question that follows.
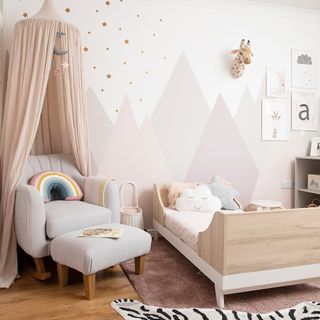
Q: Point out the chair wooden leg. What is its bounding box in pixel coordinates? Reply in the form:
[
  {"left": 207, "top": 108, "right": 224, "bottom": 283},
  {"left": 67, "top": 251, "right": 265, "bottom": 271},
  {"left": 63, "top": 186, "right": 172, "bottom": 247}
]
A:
[
  {"left": 135, "top": 256, "right": 145, "bottom": 275},
  {"left": 57, "top": 263, "right": 69, "bottom": 287},
  {"left": 83, "top": 274, "right": 96, "bottom": 300},
  {"left": 27, "top": 258, "right": 51, "bottom": 281}
]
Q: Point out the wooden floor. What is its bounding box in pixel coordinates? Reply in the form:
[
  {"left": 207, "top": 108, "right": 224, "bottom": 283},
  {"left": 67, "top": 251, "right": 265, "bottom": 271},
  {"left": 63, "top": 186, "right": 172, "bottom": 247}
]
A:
[{"left": 1, "top": 257, "right": 139, "bottom": 320}]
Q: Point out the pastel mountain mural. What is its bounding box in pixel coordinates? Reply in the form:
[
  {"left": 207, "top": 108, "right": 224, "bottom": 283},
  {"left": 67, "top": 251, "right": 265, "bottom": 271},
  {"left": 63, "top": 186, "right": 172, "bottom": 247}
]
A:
[
  {"left": 99, "top": 96, "right": 172, "bottom": 227},
  {"left": 87, "top": 87, "right": 114, "bottom": 174},
  {"left": 2, "top": 0, "right": 320, "bottom": 228},
  {"left": 151, "top": 52, "right": 210, "bottom": 181},
  {"left": 186, "top": 95, "right": 259, "bottom": 206},
  {"left": 235, "top": 81, "right": 269, "bottom": 171}
]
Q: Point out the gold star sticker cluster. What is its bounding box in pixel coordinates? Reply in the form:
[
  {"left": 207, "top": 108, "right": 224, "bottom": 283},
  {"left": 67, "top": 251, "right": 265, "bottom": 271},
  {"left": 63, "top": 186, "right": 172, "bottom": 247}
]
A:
[{"left": 19, "top": 0, "right": 166, "bottom": 113}]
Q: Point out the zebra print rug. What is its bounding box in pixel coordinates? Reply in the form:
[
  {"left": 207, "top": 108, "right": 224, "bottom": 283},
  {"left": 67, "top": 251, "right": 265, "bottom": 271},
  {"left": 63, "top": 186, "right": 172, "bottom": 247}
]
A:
[{"left": 112, "top": 299, "right": 320, "bottom": 320}]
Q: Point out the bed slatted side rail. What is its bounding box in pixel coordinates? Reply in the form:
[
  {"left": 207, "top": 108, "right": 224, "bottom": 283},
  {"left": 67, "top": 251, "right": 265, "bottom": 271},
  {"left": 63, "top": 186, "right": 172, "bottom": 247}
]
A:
[{"left": 198, "top": 208, "right": 320, "bottom": 276}]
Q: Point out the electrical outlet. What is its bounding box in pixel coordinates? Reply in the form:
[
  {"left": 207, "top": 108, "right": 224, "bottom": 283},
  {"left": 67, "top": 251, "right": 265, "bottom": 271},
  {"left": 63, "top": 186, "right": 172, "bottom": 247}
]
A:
[{"left": 281, "top": 180, "right": 293, "bottom": 189}]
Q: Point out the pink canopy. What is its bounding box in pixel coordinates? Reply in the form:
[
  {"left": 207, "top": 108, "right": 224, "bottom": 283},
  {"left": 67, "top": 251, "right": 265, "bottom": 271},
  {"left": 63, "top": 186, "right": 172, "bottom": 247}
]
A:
[{"left": 0, "top": 18, "right": 90, "bottom": 287}]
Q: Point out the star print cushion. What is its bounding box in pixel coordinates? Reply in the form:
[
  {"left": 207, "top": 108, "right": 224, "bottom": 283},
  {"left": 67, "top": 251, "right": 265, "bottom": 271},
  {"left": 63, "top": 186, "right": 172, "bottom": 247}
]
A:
[
  {"left": 175, "top": 185, "right": 222, "bottom": 212},
  {"left": 208, "top": 175, "right": 239, "bottom": 210}
]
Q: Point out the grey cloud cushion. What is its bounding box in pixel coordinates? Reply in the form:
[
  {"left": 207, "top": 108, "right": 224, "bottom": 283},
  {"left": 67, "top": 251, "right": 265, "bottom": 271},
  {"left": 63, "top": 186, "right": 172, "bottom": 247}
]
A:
[
  {"left": 208, "top": 175, "right": 239, "bottom": 210},
  {"left": 50, "top": 224, "right": 152, "bottom": 275},
  {"left": 45, "top": 201, "right": 111, "bottom": 239}
]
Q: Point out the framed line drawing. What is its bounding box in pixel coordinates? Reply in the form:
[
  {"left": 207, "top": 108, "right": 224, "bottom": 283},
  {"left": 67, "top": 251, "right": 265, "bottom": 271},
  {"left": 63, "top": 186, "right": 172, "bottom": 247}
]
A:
[
  {"left": 310, "top": 137, "right": 320, "bottom": 157},
  {"left": 266, "top": 67, "right": 286, "bottom": 98},
  {"left": 292, "top": 49, "right": 317, "bottom": 89},
  {"left": 262, "top": 98, "right": 288, "bottom": 141},
  {"left": 292, "top": 91, "right": 318, "bottom": 131}
]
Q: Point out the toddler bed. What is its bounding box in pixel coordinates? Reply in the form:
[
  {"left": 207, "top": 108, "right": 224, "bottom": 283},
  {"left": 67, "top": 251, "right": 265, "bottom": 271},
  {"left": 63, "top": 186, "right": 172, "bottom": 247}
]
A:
[{"left": 153, "top": 183, "right": 320, "bottom": 308}]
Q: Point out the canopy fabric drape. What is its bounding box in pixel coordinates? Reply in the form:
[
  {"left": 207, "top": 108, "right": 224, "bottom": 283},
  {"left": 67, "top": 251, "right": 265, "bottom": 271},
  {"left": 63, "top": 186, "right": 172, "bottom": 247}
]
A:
[{"left": 0, "top": 18, "right": 90, "bottom": 288}]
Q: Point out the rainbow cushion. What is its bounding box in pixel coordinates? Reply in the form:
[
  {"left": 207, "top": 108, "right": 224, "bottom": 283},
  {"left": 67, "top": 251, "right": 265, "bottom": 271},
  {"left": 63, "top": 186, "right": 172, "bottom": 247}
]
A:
[{"left": 29, "top": 171, "right": 83, "bottom": 202}]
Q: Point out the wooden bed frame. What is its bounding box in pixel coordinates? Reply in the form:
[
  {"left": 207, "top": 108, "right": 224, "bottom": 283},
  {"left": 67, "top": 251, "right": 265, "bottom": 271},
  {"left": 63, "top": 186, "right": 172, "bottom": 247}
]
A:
[{"left": 153, "top": 183, "right": 320, "bottom": 308}]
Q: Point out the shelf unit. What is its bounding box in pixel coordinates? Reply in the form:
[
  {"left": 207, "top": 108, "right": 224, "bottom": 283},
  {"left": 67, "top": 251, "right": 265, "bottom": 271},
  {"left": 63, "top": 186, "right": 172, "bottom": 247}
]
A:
[{"left": 295, "top": 156, "right": 320, "bottom": 208}]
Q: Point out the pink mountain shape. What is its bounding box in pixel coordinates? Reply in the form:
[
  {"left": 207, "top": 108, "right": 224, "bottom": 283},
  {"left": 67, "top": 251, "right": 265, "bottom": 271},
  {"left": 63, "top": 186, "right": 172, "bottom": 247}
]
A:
[
  {"left": 99, "top": 96, "right": 172, "bottom": 228},
  {"left": 235, "top": 82, "right": 268, "bottom": 171},
  {"left": 186, "top": 94, "right": 259, "bottom": 207},
  {"left": 252, "top": 131, "right": 316, "bottom": 209},
  {"left": 87, "top": 87, "right": 114, "bottom": 175}
]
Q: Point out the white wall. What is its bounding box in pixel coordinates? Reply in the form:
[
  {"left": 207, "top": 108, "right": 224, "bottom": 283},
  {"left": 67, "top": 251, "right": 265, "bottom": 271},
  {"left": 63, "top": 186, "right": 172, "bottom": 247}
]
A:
[{"left": 3, "top": 0, "right": 320, "bottom": 227}]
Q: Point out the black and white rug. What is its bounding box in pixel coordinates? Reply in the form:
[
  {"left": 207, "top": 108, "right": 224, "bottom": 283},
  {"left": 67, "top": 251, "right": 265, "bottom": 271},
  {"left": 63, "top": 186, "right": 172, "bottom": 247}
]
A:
[{"left": 112, "top": 299, "right": 320, "bottom": 320}]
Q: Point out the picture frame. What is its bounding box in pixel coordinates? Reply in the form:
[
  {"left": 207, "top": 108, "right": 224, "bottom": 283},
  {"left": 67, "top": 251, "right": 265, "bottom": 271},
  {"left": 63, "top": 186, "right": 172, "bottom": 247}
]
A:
[
  {"left": 310, "top": 137, "right": 320, "bottom": 157},
  {"left": 291, "top": 91, "right": 318, "bottom": 131},
  {"left": 291, "top": 49, "right": 317, "bottom": 89},
  {"left": 266, "top": 67, "right": 286, "bottom": 98},
  {"left": 262, "top": 98, "right": 288, "bottom": 141}
]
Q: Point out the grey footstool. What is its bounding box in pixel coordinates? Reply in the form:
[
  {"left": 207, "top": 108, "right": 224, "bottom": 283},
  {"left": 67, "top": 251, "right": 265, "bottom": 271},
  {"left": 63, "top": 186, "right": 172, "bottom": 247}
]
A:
[{"left": 50, "top": 223, "right": 152, "bottom": 299}]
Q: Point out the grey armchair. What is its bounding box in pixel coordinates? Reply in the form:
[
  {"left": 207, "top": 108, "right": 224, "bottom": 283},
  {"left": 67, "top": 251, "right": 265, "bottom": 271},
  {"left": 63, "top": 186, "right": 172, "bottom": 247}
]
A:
[{"left": 15, "top": 153, "right": 120, "bottom": 280}]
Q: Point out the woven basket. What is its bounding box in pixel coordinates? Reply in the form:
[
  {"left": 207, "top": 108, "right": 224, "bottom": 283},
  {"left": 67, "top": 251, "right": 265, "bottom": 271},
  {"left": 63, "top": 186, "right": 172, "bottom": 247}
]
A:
[{"left": 120, "top": 181, "right": 144, "bottom": 229}]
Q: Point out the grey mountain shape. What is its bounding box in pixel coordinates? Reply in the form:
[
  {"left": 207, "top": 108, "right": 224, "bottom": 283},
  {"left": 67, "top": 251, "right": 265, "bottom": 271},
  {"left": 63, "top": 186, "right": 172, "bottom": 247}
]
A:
[
  {"left": 86, "top": 87, "right": 113, "bottom": 175},
  {"left": 151, "top": 51, "right": 210, "bottom": 181}
]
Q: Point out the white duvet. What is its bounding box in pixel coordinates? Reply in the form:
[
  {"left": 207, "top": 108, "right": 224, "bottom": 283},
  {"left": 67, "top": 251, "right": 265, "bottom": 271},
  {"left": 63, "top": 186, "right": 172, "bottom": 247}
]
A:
[{"left": 164, "top": 208, "right": 214, "bottom": 252}]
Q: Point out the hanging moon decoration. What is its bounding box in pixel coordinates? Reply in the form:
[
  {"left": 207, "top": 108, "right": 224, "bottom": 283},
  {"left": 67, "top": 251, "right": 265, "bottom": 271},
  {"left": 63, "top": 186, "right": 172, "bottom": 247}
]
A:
[{"left": 53, "top": 32, "right": 68, "bottom": 56}]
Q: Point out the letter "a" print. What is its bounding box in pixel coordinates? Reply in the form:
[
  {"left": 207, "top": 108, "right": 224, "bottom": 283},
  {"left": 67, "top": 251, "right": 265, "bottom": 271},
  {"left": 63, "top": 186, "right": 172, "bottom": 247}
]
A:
[{"left": 299, "top": 104, "right": 310, "bottom": 121}]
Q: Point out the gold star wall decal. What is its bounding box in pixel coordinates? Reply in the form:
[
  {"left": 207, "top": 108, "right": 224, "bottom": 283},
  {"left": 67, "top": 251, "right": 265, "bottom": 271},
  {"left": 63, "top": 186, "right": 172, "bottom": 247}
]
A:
[
  {"left": 22, "top": 12, "right": 28, "bottom": 18},
  {"left": 102, "top": 22, "right": 107, "bottom": 27},
  {"left": 124, "top": 39, "right": 130, "bottom": 44},
  {"left": 65, "top": 8, "right": 71, "bottom": 13},
  {"left": 106, "top": 74, "right": 112, "bottom": 79},
  {"left": 83, "top": 47, "right": 89, "bottom": 52}
]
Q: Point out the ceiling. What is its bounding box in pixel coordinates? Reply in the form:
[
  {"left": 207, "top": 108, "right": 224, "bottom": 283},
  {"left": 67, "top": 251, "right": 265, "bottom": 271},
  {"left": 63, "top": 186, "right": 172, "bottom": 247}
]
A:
[{"left": 250, "top": 0, "right": 320, "bottom": 10}]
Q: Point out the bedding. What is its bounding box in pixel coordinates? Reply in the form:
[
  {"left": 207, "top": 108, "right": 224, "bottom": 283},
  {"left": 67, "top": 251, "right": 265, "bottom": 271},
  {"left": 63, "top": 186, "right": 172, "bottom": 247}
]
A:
[{"left": 164, "top": 208, "right": 214, "bottom": 252}]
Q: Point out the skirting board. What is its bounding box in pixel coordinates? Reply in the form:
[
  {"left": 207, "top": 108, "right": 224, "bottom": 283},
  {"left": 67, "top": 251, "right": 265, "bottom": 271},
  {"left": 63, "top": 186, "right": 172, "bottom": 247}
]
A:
[{"left": 153, "top": 219, "right": 320, "bottom": 303}]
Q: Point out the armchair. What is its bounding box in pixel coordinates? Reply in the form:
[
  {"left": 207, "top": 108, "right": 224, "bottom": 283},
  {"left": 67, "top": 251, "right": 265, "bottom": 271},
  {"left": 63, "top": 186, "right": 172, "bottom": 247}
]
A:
[{"left": 15, "top": 153, "right": 120, "bottom": 280}]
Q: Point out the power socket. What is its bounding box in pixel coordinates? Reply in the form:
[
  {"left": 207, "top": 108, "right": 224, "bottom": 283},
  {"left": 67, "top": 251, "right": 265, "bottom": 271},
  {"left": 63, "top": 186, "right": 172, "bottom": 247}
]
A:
[{"left": 281, "top": 180, "right": 293, "bottom": 189}]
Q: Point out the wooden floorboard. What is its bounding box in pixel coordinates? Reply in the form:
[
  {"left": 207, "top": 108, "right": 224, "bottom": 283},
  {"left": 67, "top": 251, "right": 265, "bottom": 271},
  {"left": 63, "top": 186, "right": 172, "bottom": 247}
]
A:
[{"left": 1, "top": 258, "right": 139, "bottom": 320}]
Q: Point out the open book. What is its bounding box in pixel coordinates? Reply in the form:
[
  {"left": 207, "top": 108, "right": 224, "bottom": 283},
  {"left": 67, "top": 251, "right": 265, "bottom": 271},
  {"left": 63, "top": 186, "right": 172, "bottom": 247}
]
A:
[{"left": 80, "top": 228, "right": 124, "bottom": 239}]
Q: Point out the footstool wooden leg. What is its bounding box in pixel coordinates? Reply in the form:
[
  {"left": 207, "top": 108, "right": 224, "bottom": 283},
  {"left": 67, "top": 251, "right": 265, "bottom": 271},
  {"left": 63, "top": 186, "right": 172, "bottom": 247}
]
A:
[
  {"left": 135, "top": 256, "right": 145, "bottom": 275},
  {"left": 57, "top": 263, "right": 69, "bottom": 287},
  {"left": 83, "top": 273, "right": 96, "bottom": 300}
]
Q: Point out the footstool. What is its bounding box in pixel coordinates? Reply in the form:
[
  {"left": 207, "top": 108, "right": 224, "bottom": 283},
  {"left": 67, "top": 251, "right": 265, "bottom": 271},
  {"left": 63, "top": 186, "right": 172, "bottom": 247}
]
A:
[{"left": 50, "top": 223, "right": 151, "bottom": 300}]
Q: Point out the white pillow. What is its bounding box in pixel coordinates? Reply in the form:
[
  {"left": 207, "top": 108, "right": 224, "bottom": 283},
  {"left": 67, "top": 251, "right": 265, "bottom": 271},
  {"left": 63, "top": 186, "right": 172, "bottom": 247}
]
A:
[{"left": 175, "top": 185, "right": 222, "bottom": 212}]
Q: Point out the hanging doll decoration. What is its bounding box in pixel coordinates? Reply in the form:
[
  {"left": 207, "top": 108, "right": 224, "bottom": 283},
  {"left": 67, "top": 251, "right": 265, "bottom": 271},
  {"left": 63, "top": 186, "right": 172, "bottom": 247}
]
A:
[{"left": 230, "top": 39, "right": 253, "bottom": 78}]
